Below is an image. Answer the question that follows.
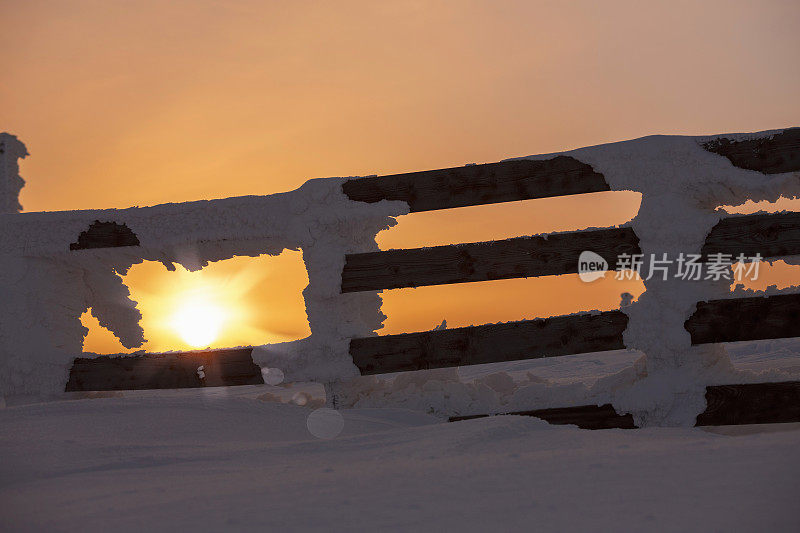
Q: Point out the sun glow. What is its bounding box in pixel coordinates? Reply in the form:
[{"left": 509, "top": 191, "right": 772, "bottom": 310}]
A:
[
  {"left": 170, "top": 295, "right": 227, "bottom": 348},
  {"left": 81, "top": 251, "right": 312, "bottom": 354}
]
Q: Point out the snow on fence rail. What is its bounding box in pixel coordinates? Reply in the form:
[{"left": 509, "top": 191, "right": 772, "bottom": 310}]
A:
[{"left": 1, "top": 128, "right": 799, "bottom": 427}]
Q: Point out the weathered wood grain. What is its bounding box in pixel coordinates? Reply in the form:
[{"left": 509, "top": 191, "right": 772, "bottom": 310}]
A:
[
  {"left": 701, "top": 127, "right": 800, "bottom": 174},
  {"left": 350, "top": 311, "right": 628, "bottom": 375},
  {"left": 449, "top": 404, "right": 637, "bottom": 430},
  {"left": 702, "top": 212, "right": 800, "bottom": 259},
  {"left": 695, "top": 381, "right": 800, "bottom": 426},
  {"left": 342, "top": 227, "right": 640, "bottom": 293},
  {"left": 69, "top": 220, "right": 140, "bottom": 250},
  {"left": 342, "top": 156, "right": 610, "bottom": 213},
  {"left": 65, "top": 347, "right": 263, "bottom": 391},
  {"left": 684, "top": 293, "right": 800, "bottom": 345}
]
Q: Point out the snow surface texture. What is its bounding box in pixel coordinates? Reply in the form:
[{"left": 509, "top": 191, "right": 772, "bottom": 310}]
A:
[
  {"left": 1, "top": 129, "right": 798, "bottom": 426},
  {"left": 1, "top": 381, "right": 799, "bottom": 531}
]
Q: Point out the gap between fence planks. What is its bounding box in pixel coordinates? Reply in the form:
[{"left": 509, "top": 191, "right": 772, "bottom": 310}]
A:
[
  {"left": 342, "top": 156, "right": 610, "bottom": 213},
  {"left": 65, "top": 347, "right": 263, "bottom": 392},
  {"left": 342, "top": 213, "right": 800, "bottom": 293},
  {"left": 448, "top": 381, "right": 800, "bottom": 429}
]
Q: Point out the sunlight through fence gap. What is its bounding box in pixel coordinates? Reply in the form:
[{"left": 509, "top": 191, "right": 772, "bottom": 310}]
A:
[{"left": 81, "top": 250, "right": 311, "bottom": 354}]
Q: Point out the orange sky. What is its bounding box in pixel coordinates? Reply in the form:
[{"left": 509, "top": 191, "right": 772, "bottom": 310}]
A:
[{"left": 2, "top": 1, "right": 799, "bottom": 353}]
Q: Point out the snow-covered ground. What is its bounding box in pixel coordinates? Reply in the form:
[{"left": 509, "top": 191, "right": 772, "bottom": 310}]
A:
[{"left": 2, "top": 346, "right": 799, "bottom": 532}]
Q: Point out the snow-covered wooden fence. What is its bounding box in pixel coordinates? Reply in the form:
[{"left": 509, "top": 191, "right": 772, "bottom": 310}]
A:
[
  {"left": 334, "top": 128, "right": 800, "bottom": 426},
  {"left": 2, "top": 127, "right": 799, "bottom": 427}
]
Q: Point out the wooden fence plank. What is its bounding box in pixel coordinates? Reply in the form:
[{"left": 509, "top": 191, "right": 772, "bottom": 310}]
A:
[
  {"left": 701, "top": 128, "right": 800, "bottom": 174},
  {"left": 684, "top": 293, "right": 800, "bottom": 345},
  {"left": 449, "top": 404, "right": 636, "bottom": 430},
  {"left": 350, "top": 311, "right": 628, "bottom": 375},
  {"left": 65, "top": 347, "right": 263, "bottom": 391},
  {"left": 342, "top": 227, "right": 640, "bottom": 293},
  {"left": 448, "top": 381, "right": 800, "bottom": 429},
  {"left": 342, "top": 156, "right": 610, "bottom": 213},
  {"left": 696, "top": 381, "right": 800, "bottom": 426},
  {"left": 69, "top": 220, "right": 140, "bottom": 250},
  {"left": 702, "top": 212, "right": 800, "bottom": 259}
]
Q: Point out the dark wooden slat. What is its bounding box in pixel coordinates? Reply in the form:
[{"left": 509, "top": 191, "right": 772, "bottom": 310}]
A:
[
  {"left": 350, "top": 311, "right": 628, "bottom": 375},
  {"left": 342, "top": 227, "right": 640, "bottom": 293},
  {"left": 696, "top": 381, "right": 800, "bottom": 426},
  {"left": 69, "top": 220, "right": 140, "bottom": 250},
  {"left": 448, "top": 381, "right": 800, "bottom": 429},
  {"left": 449, "top": 404, "right": 637, "bottom": 430},
  {"left": 65, "top": 347, "right": 264, "bottom": 391},
  {"left": 702, "top": 212, "right": 800, "bottom": 259},
  {"left": 342, "top": 156, "right": 610, "bottom": 213},
  {"left": 702, "top": 128, "right": 800, "bottom": 174},
  {"left": 684, "top": 293, "right": 800, "bottom": 345}
]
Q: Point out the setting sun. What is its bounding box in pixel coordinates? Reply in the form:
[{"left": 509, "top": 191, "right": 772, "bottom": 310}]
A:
[
  {"left": 170, "top": 295, "right": 227, "bottom": 348},
  {"left": 81, "top": 250, "right": 312, "bottom": 354}
]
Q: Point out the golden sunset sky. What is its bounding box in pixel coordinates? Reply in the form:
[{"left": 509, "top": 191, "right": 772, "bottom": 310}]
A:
[{"left": 3, "top": 0, "right": 799, "bottom": 352}]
